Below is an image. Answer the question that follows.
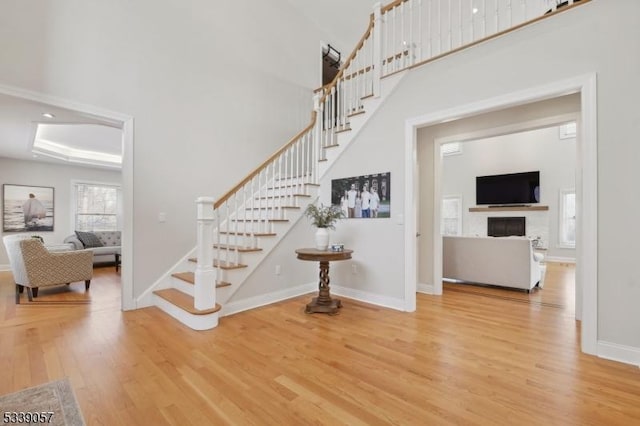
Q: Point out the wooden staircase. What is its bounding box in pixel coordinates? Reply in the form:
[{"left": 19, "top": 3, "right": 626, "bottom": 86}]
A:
[{"left": 140, "top": 0, "right": 589, "bottom": 330}]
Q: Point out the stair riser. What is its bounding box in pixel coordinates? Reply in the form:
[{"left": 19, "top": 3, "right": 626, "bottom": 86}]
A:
[
  {"left": 239, "top": 211, "right": 288, "bottom": 221},
  {"left": 220, "top": 221, "right": 289, "bottom": 235},
  {"left": 171, "top": 276, "right": 195, "bottom": 296},
  {"left": 248, "top": 199, "right": 301, "bottom": 209},
  {"left": 275, "top": 176, "right": 313, "bottom": 185},
  {"left": 263, "top": 188, "right": 309, "bottom": 198},
  {"left": 153, "top": 294, "right": 219, "bottom": 331}
]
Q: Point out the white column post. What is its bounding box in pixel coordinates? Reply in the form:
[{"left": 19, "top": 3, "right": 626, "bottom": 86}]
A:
[
  {"left": 195, "top": 197, "right": 216, "bottom": 310},
  {"left": 373, "top": 2, "right": 383, "bottom": 98}
]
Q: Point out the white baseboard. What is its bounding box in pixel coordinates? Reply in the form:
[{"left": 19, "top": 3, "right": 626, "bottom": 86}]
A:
[
  {"left": 221, "top": 283, "right": 316, "bottom": 317},
  {"left": 545, "top": 256, "right": 576, "bottom": 264},
  {"left": 331, "top": 285, "right": 406, "bottom": 311},
  {"left": 0, "top": 264, "right": 11, "bottom": 272},
  {"left": 417, "top": 282, "right": 435, "bottom": 294},
  {"left": 598, "top": 340, "right": 640, "bottom": 367}
]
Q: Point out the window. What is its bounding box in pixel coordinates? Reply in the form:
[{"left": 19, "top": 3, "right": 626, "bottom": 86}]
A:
[
  {"left": 559, "top": 122, "right": 577, "bottom": 139},
  {"left": 441, "top": 142, "right": 462, "bottom": 156},
  {"left": 441, "top": 196, "right": 462, "bottom": 236},
  {"left": 73, "top": 182, "right": 121, "bottom": 231},
  {"left": 559, "top": 189, "right": 576, "bottom": 248}
]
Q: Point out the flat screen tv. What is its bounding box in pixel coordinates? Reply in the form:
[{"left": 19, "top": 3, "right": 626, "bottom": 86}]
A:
[{"left": 476, "top": 171, "right": 540, "bottom": 205}]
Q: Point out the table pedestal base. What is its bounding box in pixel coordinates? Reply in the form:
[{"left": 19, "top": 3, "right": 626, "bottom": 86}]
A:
[
  {"left": 305, "top": 297, "right": 342, "bottom": 315},
  {"left": 295, "top": 248, "right": 353, "bottom": 316}
]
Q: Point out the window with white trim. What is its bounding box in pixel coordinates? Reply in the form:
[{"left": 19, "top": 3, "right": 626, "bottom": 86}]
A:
[
  {"left": 559, "top": 122, "right": 577, "bottom": 139},
  {"left": 73, "top": 182, "right": 122, "bottom": 231},
  {"left": 441, "top": 142, "right": 462, "bottom": 156},
  {"left": 442, "top": 196, "right": 462, "bottom": 236},
  {"left": 559, "top": 189, "right": 576, "bottom": 248}
]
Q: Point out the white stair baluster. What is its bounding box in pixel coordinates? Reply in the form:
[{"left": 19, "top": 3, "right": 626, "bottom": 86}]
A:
[
  {"left": 482, "top": 0, "right": 487, "bottom": 38},
  {"left": 427, "top": 0, "right": 432, "bottom": 58},
  {"left": 471, "top": 0, "right": 475, "bottom": 42},
  {"left": 459, "top": 0, "right": 463, "bottom": 46},
  {"left": 215, "top": 208, "right": 221, "bottom": 280},
  {"left": 409, "top": 1, "right": 414, "bottom": 66},
  {"left": 233, "top": 193, "right": 239, "bottom": 264},
  {"left": 400, "top": 2, "right": 405, "bottom": 68},
  {"left": 448, "top": 0, "right": 452, "bottom": 50},
  {"left": 224, "top": 202, "right": 230, "bottom": 266}
]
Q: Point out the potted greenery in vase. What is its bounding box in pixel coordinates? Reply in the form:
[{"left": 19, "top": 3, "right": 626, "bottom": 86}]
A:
[{"left": 304, "top": 202, "right": 345, "bottom": 250}]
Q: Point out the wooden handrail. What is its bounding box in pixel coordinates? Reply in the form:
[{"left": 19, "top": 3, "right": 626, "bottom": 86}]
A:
[
  {"left": 214, "top": 111, "right": 318, "bottom": 209},
  {"left": 381, "top": 0, "right": 409, "bottom": 14}
]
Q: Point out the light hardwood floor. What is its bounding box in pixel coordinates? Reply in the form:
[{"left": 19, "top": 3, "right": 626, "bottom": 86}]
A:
[{"left": 1, "top": 262, "right": 639, "bottom": 425}]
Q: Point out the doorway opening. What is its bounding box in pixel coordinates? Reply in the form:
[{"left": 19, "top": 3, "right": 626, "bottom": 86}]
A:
[
  {"left": 322, "top": 44, "right": 341, "bottom": 86},
  {"left": 404, "top": 74, "right": 597, "bottom": 355},
  {"left": 0, "top": 84, "right": 134, "bottom": 310}
]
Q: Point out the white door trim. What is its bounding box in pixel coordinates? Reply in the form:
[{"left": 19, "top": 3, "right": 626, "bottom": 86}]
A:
[
  {"left": 404, "top": 73, "right": 598, "bottom": 355},
  {"left": 0, "top": 83, "right": 136, "bottom": 311}
]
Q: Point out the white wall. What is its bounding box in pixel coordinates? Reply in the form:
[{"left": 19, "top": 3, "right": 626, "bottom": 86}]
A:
[
  {"left": 0, "top": 158, "right": 122, "bottom": 268},
  {"left": 284, "top": 0, "right": 379, "bottom": 55},
  {"left": 312, "top": 1, "right": 640, "bottom": 352},
  {"left": 0, "top": 0, "right": 337, "bottom": 299},
  {"left": 442, "top": 126, "right": 576, "bottom": 260}
]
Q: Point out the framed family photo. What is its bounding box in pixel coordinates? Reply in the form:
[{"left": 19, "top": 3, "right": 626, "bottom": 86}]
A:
[
  {"left": 331, "top": 172, "right": 390, "bottom": 219},
  {"left": 2, "top": 184, "right": 55, "bottom": 232}
]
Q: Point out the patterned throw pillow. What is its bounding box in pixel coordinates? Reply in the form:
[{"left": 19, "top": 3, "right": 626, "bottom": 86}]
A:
[{"left": 75, "top": 231, "right": 104, "bottom": 248}]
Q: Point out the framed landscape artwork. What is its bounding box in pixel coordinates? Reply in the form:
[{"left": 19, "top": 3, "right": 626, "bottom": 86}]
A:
[
  {"left": 331, "top": 172, "right": 390, "bottom": 219},
  {"left": 2, "top": 184, "right": 55, "bottom": 232}
]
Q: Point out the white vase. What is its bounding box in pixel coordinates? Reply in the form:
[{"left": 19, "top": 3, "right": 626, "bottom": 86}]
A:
[{"left": 315, "top": 227, "right": 329, "bottom": 251}]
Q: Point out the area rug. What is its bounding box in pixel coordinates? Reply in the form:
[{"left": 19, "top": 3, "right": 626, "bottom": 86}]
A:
[{"left": 0, "top": 378, "right": 85, "bottom": 425}]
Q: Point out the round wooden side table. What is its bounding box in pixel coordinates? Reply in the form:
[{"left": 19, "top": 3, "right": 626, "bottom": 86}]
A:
[{"left": 295, "top": 248, "right": 353, "bottom": 315}]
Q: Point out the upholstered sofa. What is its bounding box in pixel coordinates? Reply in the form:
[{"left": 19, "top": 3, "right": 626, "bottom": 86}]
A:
[
  {"left": 64, "top": 231, "right": 121, "bottom": 269},
  {"left": 3, "top": 234, "right": 93, "bottom": 303},
  {"left": 443, "top": 235, "right": 544, "bottom": 291}
]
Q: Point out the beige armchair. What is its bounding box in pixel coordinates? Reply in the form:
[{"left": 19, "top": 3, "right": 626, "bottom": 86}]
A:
[{"left": 3, "top": 235, "right": 93, "bottom": 303}]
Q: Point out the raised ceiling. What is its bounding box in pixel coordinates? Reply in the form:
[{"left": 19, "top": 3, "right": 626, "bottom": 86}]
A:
[{"left": 0, "top": 92, "right": 123, "bottom": 169}]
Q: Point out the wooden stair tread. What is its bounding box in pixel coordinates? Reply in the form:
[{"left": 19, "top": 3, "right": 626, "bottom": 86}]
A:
[
  {"left": 268, "top": 183, "right": 320, "bottom": 189},
  {"left": 276, "top": 173, "right": 312, "bottom": 180},
  {"left": 188, "top": 258, "right": 248, "bottom": 269},
  {"left": 323, "top": 143, "right": 340, "bottom": 149},
  {"left": 154, "top": 289, "right": 221, "bottom": 315},
  {"left": 231, "top": 218, "right": 289, "bottom": 223},
  {"left": 212, "top": 244, "right": 262, "bottom": 252},
  {"left": 335, "top": 127, "right": 352, "bottom": 134},
  {"left": 347, "top": 110, "right": 366, "bottom": 117},
  {"left": 218, "top": 231, "right": 276, "bottom": 237},
  {"left": 171, "top": 272, "right": 232, "bottom": 288},
  {"left": 246, "top": 206, "right": 300, "bottom": 210},
  {"left": 257, "top": 194, "right": 310, "bottom": 199},
  {"left": 361, "top": 94, "right": 374, "bottom": 100}
]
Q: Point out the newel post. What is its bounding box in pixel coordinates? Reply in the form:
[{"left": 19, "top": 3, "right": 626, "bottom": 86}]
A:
[
  {"left": 373, "top": 2, "right": 383, "bottom": 98},
  {"left": 195, "top": 197, "right": 216, "bottom": 310}
]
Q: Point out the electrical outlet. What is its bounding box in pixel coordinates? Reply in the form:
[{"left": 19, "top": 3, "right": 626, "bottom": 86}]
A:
[{"left": 275, "top": 265, "right": 281, "bottom": 275}]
